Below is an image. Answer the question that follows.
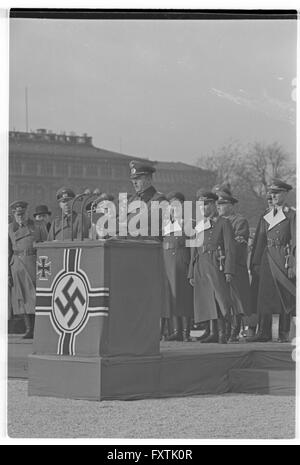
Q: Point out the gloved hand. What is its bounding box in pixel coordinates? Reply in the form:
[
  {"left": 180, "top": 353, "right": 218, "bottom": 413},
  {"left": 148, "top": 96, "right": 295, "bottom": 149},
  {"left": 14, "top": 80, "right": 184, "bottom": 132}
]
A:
[
  {"left": 288, "top": 267, "right": 296, "bottom": 279},
  {"left": 225, "top": 273, "right": 232, "bottom": 283}
]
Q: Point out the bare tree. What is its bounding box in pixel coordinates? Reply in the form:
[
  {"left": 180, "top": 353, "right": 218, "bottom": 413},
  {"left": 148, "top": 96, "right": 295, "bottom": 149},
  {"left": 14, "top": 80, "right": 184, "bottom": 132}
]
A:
[
  {"left": 196, "top": 140, "right": 244, "bottom": 189},
  {"left": 241, "top": 142, "right": 295, "bottom": 199},
  {"left": 197, "top": 141, "right": 295, "bottom": 200}
]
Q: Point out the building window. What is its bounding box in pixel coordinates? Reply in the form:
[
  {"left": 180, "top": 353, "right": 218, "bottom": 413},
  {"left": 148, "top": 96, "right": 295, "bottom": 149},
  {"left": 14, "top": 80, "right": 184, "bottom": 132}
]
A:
[
  {"left": 17, "top": 183, "right": 32, "bottom": 199},
  {"left": 9, "top": 158, "right": 22, "bottom": 175},
  {"left": 112, "top": 165, "right": 125, "bottom": 179},
  {"left": 71, "top": 163, "right": 82, "bottom": 177},
  {"left": 23, "top": 160, "right": 37, "bottom": 176},
  {"left": 55, "top": 161, "right": 69, "bottom": 177},
  {"left": 40, "top": 160, "right": 53, "bottom": 177},
  {"left": 85, "top": 163, "right": 98, "bottom": 178},
  {"left": 99, "top": 163, "right": 112, "bottom": 177}
]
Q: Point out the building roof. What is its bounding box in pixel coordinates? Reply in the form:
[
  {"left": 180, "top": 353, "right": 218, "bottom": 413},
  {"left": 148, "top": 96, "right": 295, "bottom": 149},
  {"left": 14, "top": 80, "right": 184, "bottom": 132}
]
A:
[
  {"left": 9, "top": 130, "right": 209, "bottom": 174},
  {"left": 155, "top": 161, "right": 202, "bottom": 172}
]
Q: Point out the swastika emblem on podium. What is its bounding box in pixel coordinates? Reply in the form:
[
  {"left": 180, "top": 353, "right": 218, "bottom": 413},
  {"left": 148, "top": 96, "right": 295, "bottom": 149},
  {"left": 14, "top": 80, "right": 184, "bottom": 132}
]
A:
[
  {"left": 53, "top": 274, "right": 87, "bottom": 331},
  {"left": 36, "top": 248, "right": 109, "bottom": 355}
]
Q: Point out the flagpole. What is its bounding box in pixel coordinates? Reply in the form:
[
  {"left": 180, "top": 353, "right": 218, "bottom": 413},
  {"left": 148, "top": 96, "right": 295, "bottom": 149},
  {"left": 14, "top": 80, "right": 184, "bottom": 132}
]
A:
[{"left": 25, "top": 86, "right": 29, "bottom": 132}]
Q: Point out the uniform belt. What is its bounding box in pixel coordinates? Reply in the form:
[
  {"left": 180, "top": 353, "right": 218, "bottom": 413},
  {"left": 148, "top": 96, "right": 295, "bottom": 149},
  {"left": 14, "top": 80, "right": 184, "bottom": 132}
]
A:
[
  {"left": 200, "top": 245, "right": 218, "bottom": 253},
  {"left": 267, "top": 239, "right": 287, "bottom": 248},
  {"left": 13, "top": 249, "right": 36, "bottom": 256}
]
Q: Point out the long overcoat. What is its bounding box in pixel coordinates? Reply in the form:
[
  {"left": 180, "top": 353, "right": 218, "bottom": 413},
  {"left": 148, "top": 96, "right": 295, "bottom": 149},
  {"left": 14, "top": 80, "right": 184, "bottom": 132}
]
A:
[
  {"left": 251, "top": 205, "right": 296, "bottom": 317},
  {"left": 227, "top": 213, "right": 251, "bottom": 316},
  {"left": 162, "top": 221, "right": 193, "bottom": 318},
  {"left": 188, "top": 216, "right": 236, "bottom": 323},
  {"left": 47, "top": 211, "right": 90, "bottom": 241},
  {"left": 127, "top": 185, "right": 166, "bottom": 240},
  {"left": 9, "top": 219, "right": 47, "bottom": 315}
]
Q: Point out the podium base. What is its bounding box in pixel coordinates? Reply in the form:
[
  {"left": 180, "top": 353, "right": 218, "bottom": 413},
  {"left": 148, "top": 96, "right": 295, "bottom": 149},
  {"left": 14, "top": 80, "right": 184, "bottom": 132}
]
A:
[
  {"left": 27, "top": 343, "right": 294, "bottom": 401},
  {"left": 28, "top": 354, "right": 162, "bottom": 401}
]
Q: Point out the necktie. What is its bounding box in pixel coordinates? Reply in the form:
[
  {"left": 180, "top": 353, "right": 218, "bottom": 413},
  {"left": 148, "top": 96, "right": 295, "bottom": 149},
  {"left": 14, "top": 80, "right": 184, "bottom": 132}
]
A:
[{"left": 273, "top": 207, "right": 278, "bottom": 216}]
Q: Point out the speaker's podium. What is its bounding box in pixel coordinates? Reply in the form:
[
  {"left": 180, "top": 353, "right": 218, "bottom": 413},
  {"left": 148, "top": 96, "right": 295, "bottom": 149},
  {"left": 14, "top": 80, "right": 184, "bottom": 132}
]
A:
[{"left": 28, "top": 238, "right": 163, "bottom": 400}]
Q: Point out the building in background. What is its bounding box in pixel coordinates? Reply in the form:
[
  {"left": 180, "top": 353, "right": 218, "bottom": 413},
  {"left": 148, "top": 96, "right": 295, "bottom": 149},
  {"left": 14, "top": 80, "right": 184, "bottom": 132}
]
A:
[{"left": 9, "top": 129, "right": 216, "bottom": 218}]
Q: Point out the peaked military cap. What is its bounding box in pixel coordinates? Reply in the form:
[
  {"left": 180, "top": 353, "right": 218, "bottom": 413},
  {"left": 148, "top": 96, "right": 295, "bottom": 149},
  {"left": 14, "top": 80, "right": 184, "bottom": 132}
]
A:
[
  {"left": 166, "top": 191, "right": 185, "bottom": 202},
  {"left": 196, "top": 189, "right": 218, "bottom": 203},
  {"left": 216, "top": 192, "right": 238, "bottom": 204},
  {"left": 56, "top": 187, "right": 75, "bottom": 202},
  {"left": 268, "top": 178, "right": 293, "bottom": 193},
  {"left": 33, "top": 204, "right": 51, "bottom": 217},
  {"left": 97, "top": 193, "right": 115, "bottom": 202},
  {"left": 212, "top": 183, "right": 232, "bottom": 196},
  {"left": 129, "top": 160, "right": 156, "bottom": 179},
  {"left": 10, "top": 200, "right": 28, "bottom": 213}
]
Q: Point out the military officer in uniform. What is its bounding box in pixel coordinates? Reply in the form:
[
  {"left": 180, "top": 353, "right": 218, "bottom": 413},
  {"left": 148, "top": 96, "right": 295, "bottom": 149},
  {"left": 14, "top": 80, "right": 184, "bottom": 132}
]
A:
[
  {"left": 127, "top": 161, "right": 169, "bottom": 338},
  {"left": 247, "top": 192, "right": 274, "bottom": 336},
  {"left": 127, "top": 160, "right": 166, "bottom": 239},
  {"left": 216, "top": 189, "right": 250, "bottom": 342},
  {"left": 188, "top": 190, "right": 236, "bottom": 344},
  {"left": 162, "top": 191, "right": 193, "bottom": 342},
  {"left": 48, "top": 187, "right": 90, "bottom": 241},
  {"left": 8, "top": 201, "right": 48, "bottom": 338},
  {"left": 247, "top": 179, "right": 296, "bottom": 342}
]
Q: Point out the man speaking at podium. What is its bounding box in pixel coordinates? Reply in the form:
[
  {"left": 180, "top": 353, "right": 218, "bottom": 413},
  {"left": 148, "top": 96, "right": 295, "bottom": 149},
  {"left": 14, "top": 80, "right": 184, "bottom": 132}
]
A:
[
  {"left": 47, "top": 187, "right": 90, "bottom": 241},
  {"left": 127, "top": 160, "right": 166, "bottom": 240}
]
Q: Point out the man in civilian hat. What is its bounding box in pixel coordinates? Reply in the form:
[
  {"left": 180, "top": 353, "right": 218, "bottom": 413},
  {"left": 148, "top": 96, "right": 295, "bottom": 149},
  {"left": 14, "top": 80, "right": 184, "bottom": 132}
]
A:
[
  {"left": 33, "top": 205, "right": 52, "bottom": 232},
  {"left": 8, "top": 200, "right": 48, "bottom": 338},
  {"left": 216, "top": 189, "right": 250, "bottom": 342},
  {"left": 247, "top": 179, "right": 296, "bottom": 342},
  {"left": 188, "top": 190, "right": 236, "bottom": 344},
  {"left": 48, "top": 187, "right": 90, "bottom": 241},
  {"left": 127, "top": 160, "right": 166, "bottom": 239}
]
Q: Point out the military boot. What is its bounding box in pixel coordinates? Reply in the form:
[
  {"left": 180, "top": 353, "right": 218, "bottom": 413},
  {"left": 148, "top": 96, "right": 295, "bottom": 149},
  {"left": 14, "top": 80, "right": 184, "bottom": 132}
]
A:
[
  {"left": 182, "top": 317, "right": 192, "bottom": 342},
  {"left": 22, "top": 314, "right": 34, "bottom": 339},
  {"left": 217, "top": 318, "right": 227, "bottom": 344},
  {"left": 196, "top": 321, "right": 210, "bottom": 341},
  {"left": 228, "top": 314, "right": 242, "bottom": 343},
  {"left": 201, "top": 320, "right": 218, "bottom": 343},
  {"left": 166, "top": 317, "right": 183, "bottom": 341}
]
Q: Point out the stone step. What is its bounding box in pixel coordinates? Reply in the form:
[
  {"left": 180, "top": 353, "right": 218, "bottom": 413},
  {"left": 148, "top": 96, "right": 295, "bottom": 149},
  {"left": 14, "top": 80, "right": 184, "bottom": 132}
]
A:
[{"left": 229, "top": 368, "right": 295, "bottom": 396}]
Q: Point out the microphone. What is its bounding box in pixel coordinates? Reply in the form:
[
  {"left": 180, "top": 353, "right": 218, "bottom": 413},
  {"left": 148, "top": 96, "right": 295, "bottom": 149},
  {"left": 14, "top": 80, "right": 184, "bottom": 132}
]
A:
[
  {"left": 81, "top": 189, "right": 101, "bottom": 240},
  {"left": 71, "top": 189, "right": 91, "bottom": 241}
]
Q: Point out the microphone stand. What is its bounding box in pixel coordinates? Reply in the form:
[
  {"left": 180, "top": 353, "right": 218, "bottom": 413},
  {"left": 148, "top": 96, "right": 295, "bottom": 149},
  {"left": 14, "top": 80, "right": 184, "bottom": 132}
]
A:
[
  {"left": 90, "top": 194, "right": 107, "bottom": 239},
  {"left": 61, "top": 206, "right": 65, "bottom": 241},
  {"left": 70, "top": 191, "right": 90, "bottom": 241},
  {"left": 80, "top": 192, "right": 100, "bottom": 241}
]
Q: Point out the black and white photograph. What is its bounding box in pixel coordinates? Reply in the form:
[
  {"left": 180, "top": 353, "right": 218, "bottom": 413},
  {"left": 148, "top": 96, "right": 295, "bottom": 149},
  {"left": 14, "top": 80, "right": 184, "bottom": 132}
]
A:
[{"left": 2, "top": 5, "right": 298, "bottom": 445}]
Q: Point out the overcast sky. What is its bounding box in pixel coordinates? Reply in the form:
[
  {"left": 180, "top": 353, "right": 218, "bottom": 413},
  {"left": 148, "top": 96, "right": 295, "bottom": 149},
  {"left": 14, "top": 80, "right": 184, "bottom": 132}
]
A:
[{"left": 9, "top": 18, "right": 296, "bottom": 164}]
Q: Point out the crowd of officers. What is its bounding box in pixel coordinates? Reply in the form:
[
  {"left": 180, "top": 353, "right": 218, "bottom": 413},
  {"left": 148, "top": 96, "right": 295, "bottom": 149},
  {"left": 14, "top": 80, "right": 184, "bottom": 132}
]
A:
[{"left": 8, "top": 160, "right": 296, "bottom": 343}]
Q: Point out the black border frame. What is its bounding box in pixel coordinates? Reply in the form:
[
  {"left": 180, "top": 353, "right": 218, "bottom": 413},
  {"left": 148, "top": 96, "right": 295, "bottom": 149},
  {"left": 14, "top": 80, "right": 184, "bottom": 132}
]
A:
[{"left": 9, "top": 9, "right": 298, "bottom": 20}]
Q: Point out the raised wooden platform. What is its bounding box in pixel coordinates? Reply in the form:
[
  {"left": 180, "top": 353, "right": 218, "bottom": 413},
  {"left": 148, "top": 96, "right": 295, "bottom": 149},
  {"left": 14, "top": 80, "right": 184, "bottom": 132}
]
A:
[{"left": 8, "top": 336, "right": 295, "bottom": 400}]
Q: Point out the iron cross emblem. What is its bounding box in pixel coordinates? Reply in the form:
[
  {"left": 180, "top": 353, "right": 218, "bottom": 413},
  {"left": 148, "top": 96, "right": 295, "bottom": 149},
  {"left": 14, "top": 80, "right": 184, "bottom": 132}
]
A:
[{"left": 37, "top": 255, "right": 52, "bottom": 281}]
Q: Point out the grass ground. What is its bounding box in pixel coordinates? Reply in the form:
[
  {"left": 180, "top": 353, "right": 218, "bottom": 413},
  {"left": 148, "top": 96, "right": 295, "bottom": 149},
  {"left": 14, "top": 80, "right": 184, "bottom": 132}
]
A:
[{"left": 7, "top": 380, "right": 295, "bottom": 439}]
